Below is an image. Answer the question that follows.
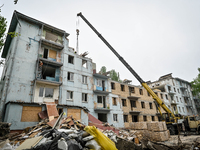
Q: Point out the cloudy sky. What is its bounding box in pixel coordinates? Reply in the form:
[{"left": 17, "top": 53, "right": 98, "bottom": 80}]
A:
[{"left": 1, "top": 0, "right": 200, "bottom": 85}]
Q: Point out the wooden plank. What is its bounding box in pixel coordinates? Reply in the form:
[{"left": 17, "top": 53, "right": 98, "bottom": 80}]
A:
[
  {"left": 49, "top": 49, "right": 57, "bottom": 59},
  {"left": 21, "top": 106, "right": 42, "bottom": 122},
  {"left": 67, "top": 109, "right": 81, "bottom": 120}
]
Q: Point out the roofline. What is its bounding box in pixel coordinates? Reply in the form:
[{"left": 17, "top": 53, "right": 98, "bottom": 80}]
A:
[{"left": 2, "top": 10, "right": 70, "bottom": 58}]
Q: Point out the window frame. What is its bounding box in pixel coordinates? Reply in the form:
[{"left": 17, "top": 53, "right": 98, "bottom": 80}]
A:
[
  {"left": 82, "top": 93, "right": 88, "bottom": 102},
  {"left": 112, "top": 97, "right": 117, "bottom": 106},
  {"left": 68, "top": 55, "right": 74, "bottom": 64},
  {"left": 122, "top": 99, "right": 127, "bottom": 107},
  {"left": 67, "top": 91, "right": 73, "bottom": 100},
  {"left": 113, "top": 114, "right": 118, "bottom": 122},
  {"left": 67, "top": 72, "right": 74, "bottom": 81},
  {"left": 82, "top": 75, "right": 87, "bottom": 84},
  {"left": 141, "top": 102, "right": 145, "bottom": 108}
]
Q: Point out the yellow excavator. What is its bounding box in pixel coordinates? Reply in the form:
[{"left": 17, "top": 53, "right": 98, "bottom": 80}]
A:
[{"left": 77, "top": 12, "right": 183, "bottom": 135}]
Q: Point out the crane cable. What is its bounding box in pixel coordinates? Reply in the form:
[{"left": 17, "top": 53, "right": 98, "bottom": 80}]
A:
[{"left": 76, "top": 16, "right": 80, "bottom": 54}]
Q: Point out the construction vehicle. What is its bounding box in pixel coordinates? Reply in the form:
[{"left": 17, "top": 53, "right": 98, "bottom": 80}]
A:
[
  {"left": 183, "top": 116, "right": 200, "bottom": 135},
  {"left": 77, "top": 12, "right": 190, "bottom": 135}
]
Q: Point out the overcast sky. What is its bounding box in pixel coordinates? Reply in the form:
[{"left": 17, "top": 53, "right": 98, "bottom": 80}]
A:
[{"left": 1, "top": 0, "right": 200, "bottom": 85}]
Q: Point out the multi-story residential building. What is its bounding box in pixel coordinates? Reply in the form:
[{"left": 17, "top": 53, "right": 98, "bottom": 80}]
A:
[
  {"left": 193, "top": 96, "right": 200, "bottom": 115},
  {"left": 147, "top": 73, "right": 197, "bottom": 116},
  {"left": 110, "top": 80, "right": 165, "bottom": 128},
  {"left": 91, "top": 73, "right": 124, "bottom": 128},
  {"left": 0, "top": 11, "right": 124, "bottom": 130}
]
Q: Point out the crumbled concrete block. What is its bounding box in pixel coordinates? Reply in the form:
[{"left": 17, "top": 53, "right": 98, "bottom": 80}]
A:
[
  {"left": 134, "top": 122, "right": 147, "bottom": 130},
  {"left": 149, "top": 122, "right": 167, "bottom": 132},
  {"left": 151, "top": 130, "right": 169, "bottom": 142}
]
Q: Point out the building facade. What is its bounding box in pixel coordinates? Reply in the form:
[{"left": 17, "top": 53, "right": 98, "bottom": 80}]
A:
[
  {"left": 110, "top": 80, "right": 165, "bottom": 128},
  {"left": 0, "top": 11, "right": 124, "bottom": 130},
  {"left": 147, "top": 73, "right": 197, "bottom": 116}
]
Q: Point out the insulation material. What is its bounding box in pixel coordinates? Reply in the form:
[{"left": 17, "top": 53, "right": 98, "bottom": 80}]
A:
[
  {"left": 67, "top": 109, "right": 81, "bottom": 120},
  {"left": 49, "top": 49, "right": 57, "bottom": 59},
  {"left": 21, "top": 106, "right": 42, "bottom": 122},
  {"left": 46, "top": 102, "right": 59, "bottom": 118},
  {"left": 134, "top": 122, "right": 147, "bottom": 130},
  {"left": 149, "top": 122, "right": 167, "bottom": 132}
]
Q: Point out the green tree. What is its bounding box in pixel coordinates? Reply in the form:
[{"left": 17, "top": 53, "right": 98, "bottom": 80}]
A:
[
  {"left": 99, "top": 66, "right": 107, "bottom": 74},
  {"left": 191, "top": 68, "right": 200, "bottom": 98},
  {"left": 110, "top": 69, "right": 120, "bottom": 81},
  {"left": 0, "top": 8, "right": 7, "bottom": 52}
]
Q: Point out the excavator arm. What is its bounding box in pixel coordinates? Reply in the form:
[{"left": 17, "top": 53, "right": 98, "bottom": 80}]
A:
[{"left": 77, "top": 12, "right": 175, "bottom": 119}]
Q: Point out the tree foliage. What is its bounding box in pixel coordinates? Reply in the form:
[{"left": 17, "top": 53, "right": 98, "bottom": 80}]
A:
[
  {"left": 110, "top": 69, "right": 120, "bottom": 81},
  {"left": 99, "top": 66, "right": 107, "bottom": 74},
  {"left": 99, "top": 66, "right": 120, "bottom": 82},
  {"left": 0, "top": 8, "right": 7, "bottom": 52},
  {"left": 191, "top": 68, "right": 200, "bottom": 98}
]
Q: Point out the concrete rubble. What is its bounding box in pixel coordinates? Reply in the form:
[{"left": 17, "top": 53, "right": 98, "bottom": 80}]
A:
[{"left": 0, "top": 118, "right": 200, "bottom": 150}]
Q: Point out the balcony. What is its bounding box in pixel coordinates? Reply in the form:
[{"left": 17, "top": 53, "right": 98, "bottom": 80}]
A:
[
  {"left": 171, "top": 100, "right": 177, "bottom": 105},
  {"left": 39, "top": 58, "right": 63, "bottom": 67},
  {"left": 180, "top": 85, "right": 187, "bottom": 90},
  {"left": 129, "top": 107, "right": 141, "bottom": 114},
  {"left": 41, "top": 30, "right": 64, "bottom": 50},
  {"left": 168, "top": 90, "right": 175, "bottom": 95},
  {"left": 93, "top": 85, "right": 110, "bottom": 95},
  {"left": 128, "top": 94, "right": 140, "bottom": 101},
  {"left": 36, "top": 62, "right": 62, "bottom": 85},
  {"left": 94, "top": 103, "right": 110, "bottom": 113}
]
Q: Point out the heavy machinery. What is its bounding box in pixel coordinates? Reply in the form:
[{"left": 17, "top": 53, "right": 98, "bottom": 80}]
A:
[
  {"left": 183, "top": 116, "right": 200, "bottom": 135},
  {"left": 77, "top": 12, "right": 187, "bottom": 134}
]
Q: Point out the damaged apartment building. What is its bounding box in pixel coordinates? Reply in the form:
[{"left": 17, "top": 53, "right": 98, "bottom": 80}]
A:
[
  {"left": 147, "top": 73, "right": 197, "bottom": 116},
  {"left": 110, "top": 79, "right": 166, "bottom": 128},
  {"left": 0, "top": 11, "right": 124, "bottom": 130}
]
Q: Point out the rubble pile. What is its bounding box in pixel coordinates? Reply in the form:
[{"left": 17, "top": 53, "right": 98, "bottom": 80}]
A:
[{"left": 130, "top": 121, "right": 170, "bottom": 142}]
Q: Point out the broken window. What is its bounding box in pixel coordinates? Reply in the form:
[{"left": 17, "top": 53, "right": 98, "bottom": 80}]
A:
[
  {"left": 42, "top": 48, "right": 57, "bottom": 61},
  {"left": 82, "top": 93, "right": 87, "bottom": 102},
  {"left": 168, "top": 86, "right": 171, "bottom": 92},
  {"left": 132, "top": 115, "right": 138, "bottom": 122},
  {"left": 42, "top": 65, "right": 56, "bottom": 80},
  {"left": 166, "top": 94, "right": 168, "bottom": 100},
  {"left": 111, "top": 82, "right": 115, "bottom": 90},
  {"left": 121, "top": 84, "right": 125, "bottom": 91},
  {"left": 160, "top": 93, "right": 163, "bottom": 99},
  {"left": 97, "top": 96, "right": 102, "bottom": 103},
  {"left": 149, "top": 103, "right": 153, "bottom": 109},
  {"left": 39, "top": 88, "right": 44, "bottom": 97},
  {"left": 82, "top": 75, "right": 87, "bottom": 84},
  {"left": 112, "top": 97, "right": 117, "bottom": 105},
  {"left": 113, "top": 114, "right": 118, "bottom": 122},
  {"left": 131, "top": 100, "right": 136, "bottom": 108},
  {"left": 143, "top": 115, "right": 147, "bottom": 121},
  {"left": 67, "top": 91, "right": 73, "bottom": 100},
  {"left": 139, "top": 89, "right": 143, "bottom": 95},
  {"left": 151, "top": 116, "right": 155, "bottom": 121},
  {"left": 43, "top": 30, "right": 63, "bottom": 45},
  {"left": 176, "top": 96, "right": 179, "bottom": 102},
  {"left": 82, "top": 60, "right": 87, "bottom": 68},
  {"left": 171, "top": 96, "right": 174, "bottom": 101},
  {"left": 174, "top": 88, "right": 176, "bottom": 92},
  {"left": 179, "top": 106, "right": 181, "bottom": 112},
  {"left": 177, "top": 89, "right": 180, "bottom": 93},
  {"left": 45, "top": 88, "right": 54, "bottom": 98},
  {"left": 180, "top": 98, "right": 182, "bottom": 103},
  {"left": 182, "top": 107, "right": 185, "bottom": 113},
  {"left": 68, "top": 55, "right": 74, "bottom": 64},
  {"left": 122, "top": 99, "right": 127, "bottom": 107},
  {"left": 97, "top": 79, "right": 102, "bottom": 87},
  {"left": 123, "top": 115, "right": 128, "bottom": 122},
  {"left": 147, "top": 91, "right": 150, "bottom": 97},
  {"left": 67, "top": 72, "right": 74, "bottom": 81},
  {"left": 141, "top": 102, "right": 145, "bottom": 108},
  {"left": 129, "top": 87, "right": 135, "bottom": 93}
]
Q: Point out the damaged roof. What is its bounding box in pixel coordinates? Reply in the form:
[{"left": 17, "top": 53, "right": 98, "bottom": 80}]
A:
[{"left": 2, "top": 10, "right": 70, "bottom": 58}]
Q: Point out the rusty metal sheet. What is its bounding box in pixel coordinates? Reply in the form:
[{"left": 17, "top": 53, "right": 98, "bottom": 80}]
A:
[
  {"left": 38, "top": 110, "right": 48, "bottom": 120},
  {"left": 46, "top": 102, "right": 59, "bottom": 118},
  {"left": 47, "top": 118, "right": 58, "bottom": 127}
]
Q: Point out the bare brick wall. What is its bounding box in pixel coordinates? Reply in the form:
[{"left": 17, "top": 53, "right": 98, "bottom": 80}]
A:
[{"left": 111, "top": 81, "right": 165, "bottom": 128}]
